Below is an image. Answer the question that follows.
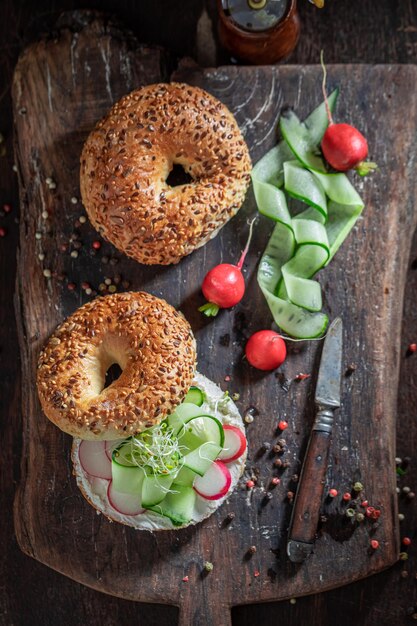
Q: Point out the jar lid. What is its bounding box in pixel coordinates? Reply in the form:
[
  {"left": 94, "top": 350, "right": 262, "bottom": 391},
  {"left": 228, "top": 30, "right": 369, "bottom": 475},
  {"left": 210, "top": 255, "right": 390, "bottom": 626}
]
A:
[{"left": 221, "top": 0, "right": 287, "bottom": 32}]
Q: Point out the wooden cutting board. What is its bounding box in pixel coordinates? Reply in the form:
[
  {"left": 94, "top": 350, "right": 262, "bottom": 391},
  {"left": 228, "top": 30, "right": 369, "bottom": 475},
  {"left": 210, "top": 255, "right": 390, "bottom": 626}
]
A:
[{"left": 12, "top": 12, "right": 417, "bottom": 625}]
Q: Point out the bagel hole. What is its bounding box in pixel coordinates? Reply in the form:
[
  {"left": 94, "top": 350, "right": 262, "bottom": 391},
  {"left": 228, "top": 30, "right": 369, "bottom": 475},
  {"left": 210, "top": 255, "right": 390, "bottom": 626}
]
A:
[
  {"left": 103, "top": 363, "right": 123, "bottom": 388},
  {"left": 166, "top": 163, "right": 192, "bottom": 187}
]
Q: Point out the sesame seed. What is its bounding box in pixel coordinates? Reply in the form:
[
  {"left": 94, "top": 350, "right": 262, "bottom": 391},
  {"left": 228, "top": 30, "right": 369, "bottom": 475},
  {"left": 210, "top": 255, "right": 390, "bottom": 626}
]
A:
[
  {"left": 71, "top": 197, "right": 78, "bottom": 204},
  {"left": 70, "top": 250, "right": 78, "bottom": 258},
  {"left": 43, "top": 269, "right": 52, "bottom": 278},
  {"left": 79, "top": 216, "right": 87, "bottom": 224},
  {"left": 38, "top": 252, "right": 45, "bottom": 261}
]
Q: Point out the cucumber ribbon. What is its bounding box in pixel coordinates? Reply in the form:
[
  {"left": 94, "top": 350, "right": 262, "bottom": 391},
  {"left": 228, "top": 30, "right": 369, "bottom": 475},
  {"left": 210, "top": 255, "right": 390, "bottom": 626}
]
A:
[
  {"left": 251, "top": 90, "right": 364, "bottom": 338},
  {"left": 111, "top": 400, "right": 223, "bottom": 520}
]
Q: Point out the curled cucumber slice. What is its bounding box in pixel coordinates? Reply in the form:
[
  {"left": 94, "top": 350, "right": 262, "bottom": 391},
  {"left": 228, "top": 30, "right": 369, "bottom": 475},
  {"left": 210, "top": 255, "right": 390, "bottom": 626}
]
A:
[{"left": 184, "top": 386, "right": 206, "bottom": 407}]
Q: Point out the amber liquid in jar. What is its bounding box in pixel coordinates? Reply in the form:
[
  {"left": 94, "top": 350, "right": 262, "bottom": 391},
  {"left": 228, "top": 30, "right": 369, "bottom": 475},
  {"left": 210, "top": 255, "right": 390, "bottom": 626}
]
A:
[{"left": 217, "top": 0, "right": 300, "bottom": 64}]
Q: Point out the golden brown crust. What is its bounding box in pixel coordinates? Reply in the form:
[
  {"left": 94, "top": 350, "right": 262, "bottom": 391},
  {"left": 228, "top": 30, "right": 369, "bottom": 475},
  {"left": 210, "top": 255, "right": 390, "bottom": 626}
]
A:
[
  {"left": 80, "top": 82, "right": 252, "bottom": 265},
  {"left": 37, "top": 292, "right": 196, "bottom": 440}
]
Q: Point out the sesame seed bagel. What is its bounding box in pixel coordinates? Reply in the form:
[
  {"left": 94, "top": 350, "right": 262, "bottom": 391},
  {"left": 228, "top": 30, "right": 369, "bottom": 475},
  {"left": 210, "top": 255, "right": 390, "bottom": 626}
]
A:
[
  {"left": 37, "top": 292, "right": 196, "bottom": 440},
  {"left": 80, "top": 82, "right": 252, "bottom": 265}
]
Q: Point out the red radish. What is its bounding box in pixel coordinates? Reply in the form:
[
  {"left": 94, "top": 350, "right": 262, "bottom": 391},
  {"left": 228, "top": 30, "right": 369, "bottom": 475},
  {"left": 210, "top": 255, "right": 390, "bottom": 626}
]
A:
[
  {"left": 198, "top": 218, "right": 255, "bottom": 317},
  {"left": 245, "top": 330, "right": 287, "bottom": 371},
  {"left": 79, "top": 440, "right": 112, "bottom": 480},
  {"left": 105, "top": 440, "right": 121, "bottom": 461},
  {"left": 218, "top": 425, "right": 247, "bottom": 463},
  {"left": 194, "top": 460, "right": 232, "bottom": 500},
  {"left": 320, "top": 51, "right": 377, "bottom": 176},
  {"left": 107, "top": 481, "right": 144, "bottom": 516}
]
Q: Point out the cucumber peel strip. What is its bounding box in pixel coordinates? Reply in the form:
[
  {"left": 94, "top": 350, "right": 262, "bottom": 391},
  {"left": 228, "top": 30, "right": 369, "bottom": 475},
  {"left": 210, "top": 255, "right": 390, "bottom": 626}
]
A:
[{"left": 252, "top": 89, "right": 364, "bottom": 338}]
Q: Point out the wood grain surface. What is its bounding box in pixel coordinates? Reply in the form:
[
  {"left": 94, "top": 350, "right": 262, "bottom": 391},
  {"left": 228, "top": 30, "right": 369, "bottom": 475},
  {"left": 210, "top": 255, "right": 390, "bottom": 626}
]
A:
[{"left": 10, "top": 10, "right": 417, "bottom": 624}]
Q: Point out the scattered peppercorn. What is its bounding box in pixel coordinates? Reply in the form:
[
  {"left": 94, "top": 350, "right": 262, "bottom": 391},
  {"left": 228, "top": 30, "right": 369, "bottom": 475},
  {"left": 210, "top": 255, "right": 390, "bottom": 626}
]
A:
[
  {"left": 328, "top": 488, "right": 338, "bottom": 498},
  {"left": 408, "top": 343, "right": 417, "bottom": 353},
  {"left": 224, "top": 512, "right": 235, "bottom": 524},
  {"left": 203, "top": 561, "right": 213, "bottom": 572},
  {"left": 270, "top": 477, "right": 280, "bottom": 487},
  {"left": 343, "top": 492, "right": 351, "bottom": 501},
  {"left": 402, "top": 537, "right": 412, "bottom": 546},
  {"left": 224, "top": 375, "right": 231, "bottom": 382},
  {"left": 273, "top": 459, "right": 283, "bottom": 468},
  {"left": 3, "top": 203, "right": 11, "bottom": 213},
  {"left": 407, "top": 492, "right": 415, "bottom": 500},
  {"left": 182, "top": 576, "right": 189, "bottom": 583},
  {"left": 67, "top": 282, "right": 76, "bottom": 291},
  {"left": 254, "top": 570, "right": 260, "bottom": 578},
  {"left": 294, "top": 373, "right": 310, "bottom": 381},
  {"left": 345, "top": 363, "right": 356, "bottom": 376},
  {"left": 0, "top": 227, "right": 6, "bottom": 237},
  {"left": 261, "top": 441, "right": 271, "bottom": 452},
  {"left": 353, "top": 482, "right": 364, "bottom": 492},
  {"left": 291, "top": 474, "right": 299, "bottom": 483},
  {"left": 248, "top": 545, "right": 257, "bottom": 555},
  {"left": 356, "top": 513, "right": 365, "bottom": 523},
  {"left": 399, "top": 552, "right": 409, "bottom": 561},
  {"left": 400, "top": 570, "right": 409, "bottom": 578},
  {"left": 273, "top": 444, "right": 283, "bottom": 454},
  {"left": 287, "top": 491, "right": 294, "bottom": 501},
  {"left": 278, "top": 420, "right": 288, "bottom": 431},
  {"left": 277, "top": 438, "right": 286, "bottom": 447},
  {"left": 282, "top": 460, "right": 290, "bottom": 469},
  {"left": 92, "top": 240, "right": 101, "bottom": 250},
  {"left": 360, "top": 500, "right": 369, "bottom": 508},
  {"left": 370, "top": 540, "right": 379, "bottom": 550},
  {"left": 246, "top": 480, "right": 255, "bottom": 489},
  {"left": 346, "top": 508, "right": 355, "bottom": 518}
]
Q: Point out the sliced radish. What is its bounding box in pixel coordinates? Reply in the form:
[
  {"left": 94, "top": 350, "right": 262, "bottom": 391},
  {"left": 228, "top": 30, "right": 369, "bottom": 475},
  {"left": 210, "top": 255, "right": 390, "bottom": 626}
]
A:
[
  {"left": 107, "top": 481, "right": 144, "bottom": 516},
  {"left": 218, "top": 425, "right": 247, "bottom": 463},
  {"left": 79, "top": 440, "right": 112, "bottom": 479},
  {"left": 105, "top": 440, "right": 121, "bottom": 461},
  {"left": 194, "top": 460, "right": 231, "bottom": 501}
]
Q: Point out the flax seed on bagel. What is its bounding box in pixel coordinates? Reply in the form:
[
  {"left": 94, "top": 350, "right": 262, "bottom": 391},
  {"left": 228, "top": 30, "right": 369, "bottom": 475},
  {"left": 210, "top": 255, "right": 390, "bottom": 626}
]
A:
[
  {"left": 37, "top": 292, "right": 196, "bottom": 440},
  {"left": 80, "top": 82, "right": 252, "bottom": 265}
]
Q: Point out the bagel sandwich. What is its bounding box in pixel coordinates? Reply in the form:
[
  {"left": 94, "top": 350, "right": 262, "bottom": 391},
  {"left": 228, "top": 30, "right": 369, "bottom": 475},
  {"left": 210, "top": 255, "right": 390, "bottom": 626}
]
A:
[{"left": 37, "top": 292, "right": 247, "bottom": 530}]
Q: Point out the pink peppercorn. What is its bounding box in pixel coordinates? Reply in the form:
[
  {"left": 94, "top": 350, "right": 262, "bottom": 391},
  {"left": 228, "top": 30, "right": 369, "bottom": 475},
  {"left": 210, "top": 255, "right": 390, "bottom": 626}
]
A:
[
  {"left": 67, "top": 282, "right": 76, "bottom": 291},
  {"left": 0, "top": 227, "right": 6, "bottom": 237},
  {"left": 402, "top": 537, "right": 412, "bottom": 546},
  {"left": 3, "top": 203, "right": 11, "bottom": 213},
  {"left": 409, "top": 343, "right": 417, "bottom": 353},
  {"left": 342, "top": 492, "right": 351, "bottom": 501},
  {"left": 92, "top": 241, "right": 101, "bottom": 250},
  {"left": 246, "top": 480, "right": 255, "bottom": 489},
  {"left": 370, "top": 540, "right": 379, "bottom": 550},
  {"left": 329, "top": 489, "right": 338, "bottom": 498},
  {"left": 278, "top": 420, "right": 288, "bottom": 431},
  {"left": 271, "top": 477, "right": 280, "bottom": 486}
]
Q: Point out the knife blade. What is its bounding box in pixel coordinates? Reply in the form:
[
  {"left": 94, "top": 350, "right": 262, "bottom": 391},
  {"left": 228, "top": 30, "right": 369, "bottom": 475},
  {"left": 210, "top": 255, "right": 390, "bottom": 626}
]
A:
[{"left": 287, "top": 317, "right": 343, "bottom": 563}]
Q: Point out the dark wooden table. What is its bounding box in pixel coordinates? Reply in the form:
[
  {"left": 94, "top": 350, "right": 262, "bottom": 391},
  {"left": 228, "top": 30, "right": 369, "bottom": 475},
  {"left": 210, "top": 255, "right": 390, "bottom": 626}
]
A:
[{"left": 1, "top": 1, "right": 417, "bottom": 624}]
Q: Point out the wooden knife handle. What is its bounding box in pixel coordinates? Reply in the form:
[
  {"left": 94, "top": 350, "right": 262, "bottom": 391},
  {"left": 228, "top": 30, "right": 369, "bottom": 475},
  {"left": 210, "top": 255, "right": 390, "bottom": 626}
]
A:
[{"left": 287, "top": 428, "right": 331, "bottom": 562}]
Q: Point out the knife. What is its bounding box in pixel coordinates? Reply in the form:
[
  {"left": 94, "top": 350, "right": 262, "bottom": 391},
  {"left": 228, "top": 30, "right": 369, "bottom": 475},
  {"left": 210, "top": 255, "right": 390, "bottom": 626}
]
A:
[{"left": 287, "top": 316, "right": 343, "bottom": 563}]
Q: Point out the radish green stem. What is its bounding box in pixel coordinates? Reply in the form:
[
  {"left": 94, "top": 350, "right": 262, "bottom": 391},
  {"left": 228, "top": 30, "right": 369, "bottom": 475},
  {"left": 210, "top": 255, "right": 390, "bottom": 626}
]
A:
[
  {"left": 237, "top": 217, "right": 256, "bottom": 271},
  {"left": 320, "top": 50, "right": 333, "bottom": 126}
]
